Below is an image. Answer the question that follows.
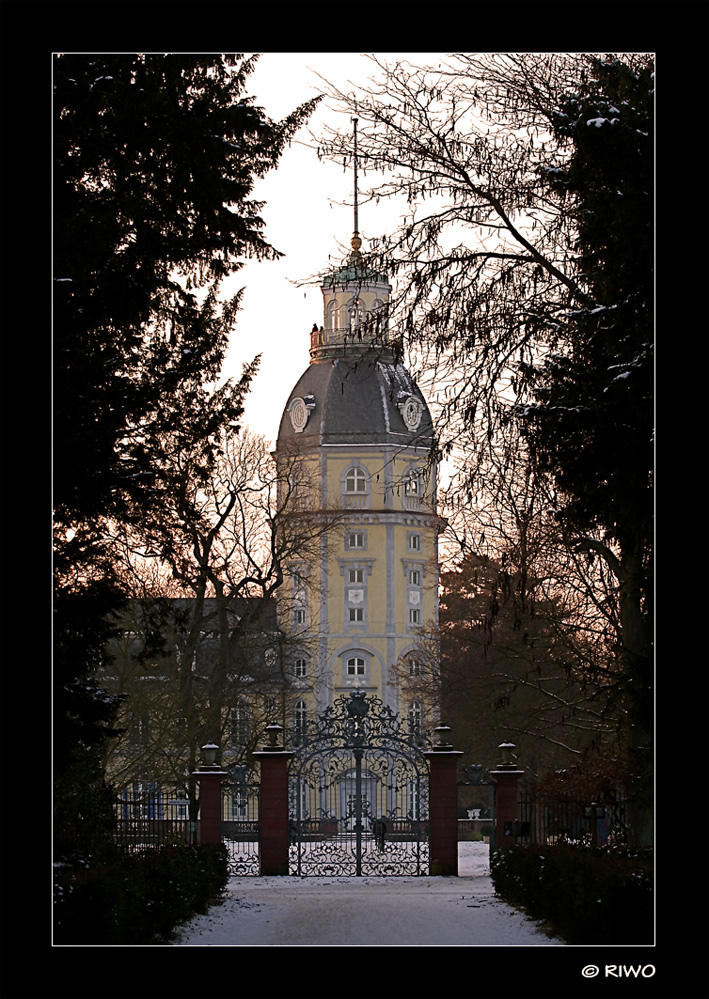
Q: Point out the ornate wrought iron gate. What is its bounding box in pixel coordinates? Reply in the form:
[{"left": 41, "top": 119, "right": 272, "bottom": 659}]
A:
[
  {"left": 221, "top": 765, "right": 260, "bottom": 876},
  {"left": 288, "top": 692, "right": 431, "bottom": 876}
]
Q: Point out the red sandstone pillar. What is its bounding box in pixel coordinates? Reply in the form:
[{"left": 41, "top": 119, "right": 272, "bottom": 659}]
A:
[
  {"left": 193, "top": 743, "right": 227, "bottom": 846},
  {"left": 489, "top": 742, "right": 525, "bottom": 848},
  {"left": 253, "top": 724, "right": 293, "bottom": 876},
  {"left": 424, "top": 727, "right": 463, "bottom": 876}
]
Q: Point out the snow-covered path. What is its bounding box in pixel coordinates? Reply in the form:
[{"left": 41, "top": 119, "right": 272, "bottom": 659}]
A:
[{"left": 172, "top": 842, "right": 563, "bottom": 946}]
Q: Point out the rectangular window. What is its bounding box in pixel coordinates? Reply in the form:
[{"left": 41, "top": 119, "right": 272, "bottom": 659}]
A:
[
  {"left": 409, "top": 569, "right": 421, "bottom": 586},
  {"left": 345, "top": 530, "right": 368, "bottom": 551},
  {"left": 408, "top": 533, "right": 422, "bottom": 551},
  {"left": 293, "top": 658, "right": 308, "bottom": 678},
  {"left": 348, "top": 568, "right": 364, "bottom": 583},
  {"left": 409, "top": 609, "right": 421, "bottom": 624},
  {"left": 349, "top": 607, "right": 364, "bottom": 622},
  {"left": 293, "top": 573, "right": 307, "bottom": 626}
]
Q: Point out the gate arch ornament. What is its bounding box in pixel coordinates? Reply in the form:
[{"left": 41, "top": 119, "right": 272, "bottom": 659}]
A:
[{"left": 287, "top": 692, "right": 431, "bottom": 876}]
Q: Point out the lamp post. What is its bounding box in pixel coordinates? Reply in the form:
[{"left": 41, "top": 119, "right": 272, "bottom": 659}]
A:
[
  {"left": 264, "top": 723, "right": 283, "bottom": 750},
  {"left": 201, "top": 742, "right": 220, "bottom": 768}
]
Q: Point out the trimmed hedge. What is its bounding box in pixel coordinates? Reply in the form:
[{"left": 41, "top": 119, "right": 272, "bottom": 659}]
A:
[
  {"left": 490, "top": 844, "right": 653, "bottom": 945},
  {"left": 54, "top": 843, "right": 229, "bottom": 945}
]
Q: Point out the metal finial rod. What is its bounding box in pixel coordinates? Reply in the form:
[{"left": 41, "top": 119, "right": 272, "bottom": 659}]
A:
[{"left": 352, "top": 117, "right": 359, "bottom": 247}]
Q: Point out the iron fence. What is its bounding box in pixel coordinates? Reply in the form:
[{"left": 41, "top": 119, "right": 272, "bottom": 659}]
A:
[
  {"left": 517, "top": 790, "right": 630, "bottom": 848},
  {"left": 114, "top": 785, "right": 198, "bottom": 852}
]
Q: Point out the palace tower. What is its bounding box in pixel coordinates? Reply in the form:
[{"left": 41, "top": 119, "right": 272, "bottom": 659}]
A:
[{"left": 275, "top": 168, "right": 441, "bottom": 738}]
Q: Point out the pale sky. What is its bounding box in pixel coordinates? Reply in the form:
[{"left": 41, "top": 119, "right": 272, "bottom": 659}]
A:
[{"left": 219, "top": 53, "right": 446, "bottom": 446}]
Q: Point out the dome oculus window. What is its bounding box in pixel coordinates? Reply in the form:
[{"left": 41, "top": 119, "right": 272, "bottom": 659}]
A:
[
  {"left": 399, "top": 395, "right": 422, "bottom": 430},
  {"left": 288, "top": 396, "right": 315, "bottom": 433}
]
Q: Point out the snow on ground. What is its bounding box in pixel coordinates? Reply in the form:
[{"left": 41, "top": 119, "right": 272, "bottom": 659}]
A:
[{"left": 172, "top": 842, "right": 563, "bottom": 946}]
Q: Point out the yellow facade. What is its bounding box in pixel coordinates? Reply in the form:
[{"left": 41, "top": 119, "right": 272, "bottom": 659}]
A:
[{"left": 276, "top": 242, "right": 440, "bottom": 738}]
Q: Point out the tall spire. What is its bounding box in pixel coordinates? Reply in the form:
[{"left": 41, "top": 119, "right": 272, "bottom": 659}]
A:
[
  {"left": 351, "top": 117, "right": 361, "bottom": 253},
  {"left": 314, "top": 115, "right": 392, "bottom": 361}
]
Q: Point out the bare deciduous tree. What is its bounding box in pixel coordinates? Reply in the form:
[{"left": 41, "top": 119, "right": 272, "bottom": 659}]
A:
[
  {"left": 313, "top": 56, "right": 653, "bottom": 838},
  {"left": 103, "top": 428, "right": 336, "bottom": 811}
]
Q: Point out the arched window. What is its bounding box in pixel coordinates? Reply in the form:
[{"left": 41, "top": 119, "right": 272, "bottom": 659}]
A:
[
  {"left": 288, "top": 564, "right": 309, "bottom": 632},
  {"left": 230, "top": 701, "right": 250, "bottom": 748},
  {"left": 341, "top": 462, "right": 370, "bottom": 509},
  {"left": 407, "top": 656, "right": 424, "bottom": 677},
  {"left": 288, "top": 463, "right": 310, "bottom": 510},
  {"left": 371, "top": 298, "right": 387, "bottom": 336},
  {"left": 292, "top": 656, "right": 308, "bottom": 680},
  {"left": 404, "top": 469, "right": 421, "bottom": 496},
  {"left": 408, "top": 699, "right": 424, "bottom": 736},
  {"left": 293, "top": 699, "right": 307, "bottom": 743},
  {"left": 403, "top": 465, "right": 424, "bottom": 510},
  {"left": 347, "top": 656, "right": 366, "bottom": 677},
  {"left": 339, "top": 648, "right": 372, "bottom": 686},
  {"left": 327, "top": 299, "right": 340, "bottom": 332},
  {"left": 345, "top": 466, "right": 367, "bottom": 493},
  {"left": 346, "top": 297, "right": 365, "bottom": 336}
]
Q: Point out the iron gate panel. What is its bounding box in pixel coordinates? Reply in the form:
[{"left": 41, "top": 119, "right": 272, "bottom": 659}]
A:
[
  {"left": 221, "top": 766, "right": 260, "bottom": 876},
  {"left": 288, "top": 692, "right": 431, "bottom": 876}
]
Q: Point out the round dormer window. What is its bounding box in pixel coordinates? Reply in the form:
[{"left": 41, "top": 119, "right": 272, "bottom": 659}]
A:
[
  {"left": 402, "top": 397, "right": 422, "bottom": 430},
  {"left": 289, "top": 397, "right": 308, "bottom": 432}
]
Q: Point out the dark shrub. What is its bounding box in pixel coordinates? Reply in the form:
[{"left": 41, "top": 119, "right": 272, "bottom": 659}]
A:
[
  {"left": 54, "top": 843, "right": 229, "bottom": 945},
  {"left": 491, "top": 844, "right": 653, "bottom": 944}
]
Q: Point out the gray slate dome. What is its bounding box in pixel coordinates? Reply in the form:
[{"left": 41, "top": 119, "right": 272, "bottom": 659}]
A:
[{"left": 278, "top": 352, "right": 435, "bottom": 453}]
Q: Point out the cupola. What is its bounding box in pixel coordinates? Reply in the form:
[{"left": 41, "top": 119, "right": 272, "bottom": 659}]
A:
[{"left": 310, "top": 118, "right": 394, "bottom": 362}]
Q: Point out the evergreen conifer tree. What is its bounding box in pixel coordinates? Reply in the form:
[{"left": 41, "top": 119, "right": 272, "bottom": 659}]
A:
[
  {"left": 53, "top": 54, "right": 318, "bottom": 859},
  {"left": 518, "top": 58, "right": 654, "bottom": 825}
]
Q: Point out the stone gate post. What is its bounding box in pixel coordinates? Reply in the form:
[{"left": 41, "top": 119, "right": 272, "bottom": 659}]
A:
[
  {"left": 489, "top": 742, "right": 525, "bottom": 848},
  {"left": 424, "top": 726, "right": 463, "bottom": 876},
  {"left": 192, "top": 742, "right": 227, "bottom": 846},
  {"left": 253, "top": 724, "right": 293, "bottom": 876}
]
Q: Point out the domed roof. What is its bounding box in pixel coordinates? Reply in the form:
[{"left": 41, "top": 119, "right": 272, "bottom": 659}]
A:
[
  {"left": 277, "top": 352, "right": 435, "bottom": 453},
  {"left": 321, "top": 252, "right": 389, "bottom": 290}
]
